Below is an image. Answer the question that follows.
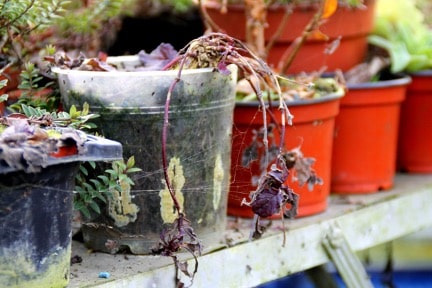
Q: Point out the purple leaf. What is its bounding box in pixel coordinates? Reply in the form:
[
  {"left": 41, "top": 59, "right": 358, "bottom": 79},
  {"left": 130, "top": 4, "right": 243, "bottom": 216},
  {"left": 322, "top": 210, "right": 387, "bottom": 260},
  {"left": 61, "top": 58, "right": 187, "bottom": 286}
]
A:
[
  {"left": 217, "top": 62, "right": 231, "bottom": 76},
  {"left": 138, "top": 43, "right": 178, "bottom": 71},
  {"left": 251, "top": 186, "right": 283, "bottom": 218},
  {"left": 268, "top": 167, "right": 287, "bottom": 186}
]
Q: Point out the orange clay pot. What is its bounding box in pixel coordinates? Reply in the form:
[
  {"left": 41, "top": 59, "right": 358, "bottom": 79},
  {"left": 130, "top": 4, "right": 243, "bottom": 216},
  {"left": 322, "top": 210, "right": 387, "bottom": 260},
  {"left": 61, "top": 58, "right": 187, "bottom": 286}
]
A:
[
  {"left": 203, "top": 0, "right": 376, "bottom": 74},
  {"left": 331, "top": 74, "right": 411, "bottom": 193},
  {"left": 397, "top": 71, "right": 432, "bottom": 172},
  {"left": 229, "top": 94, "right": 342, "bottom": 218}
]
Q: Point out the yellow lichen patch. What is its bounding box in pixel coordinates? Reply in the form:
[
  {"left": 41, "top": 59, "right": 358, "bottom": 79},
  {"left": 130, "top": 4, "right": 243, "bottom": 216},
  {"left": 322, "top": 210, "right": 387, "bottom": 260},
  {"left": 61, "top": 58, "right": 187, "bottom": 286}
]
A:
[
  {"left": 108, "top": 178, "right": 139, "bottom": 227},
  {"left": 159, "top": 157, "right": 185, "bottom": 223},
  {"left": 213, "top": 154, "right": 224, "bottom": 211}
]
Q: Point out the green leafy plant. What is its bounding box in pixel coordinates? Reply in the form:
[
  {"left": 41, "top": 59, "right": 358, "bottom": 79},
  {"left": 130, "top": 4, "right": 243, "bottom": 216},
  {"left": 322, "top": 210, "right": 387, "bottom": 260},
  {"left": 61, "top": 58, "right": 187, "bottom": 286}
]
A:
[
  {"left": 368, "top": 0, "right": 432, "bottom": 73},
  {"left": 1, "top": 3, "right": 143, "bottom": 260},
  {"left": 9, "top": 101, "right": 141, "bottom": 223},
  {"left": 8, "top": 62, "right": 59, "bottom": 112},
  {"left": 17, "top": 103, "right": 99, "bottom": 131},
  {"left": 0, "top": 79, "right": 7, "bottom": 103},
  {"left": 47, "top": 0, "right": 135, "bottom": 56},
  {"left": 156, "top": 0, "right": 196, "bottom": 12},
  {"left": 0, "top": 0, "right": 68, "bottom": 66},
  {"left": 74, "top": 156, "right": 142, "bottom": 219}
]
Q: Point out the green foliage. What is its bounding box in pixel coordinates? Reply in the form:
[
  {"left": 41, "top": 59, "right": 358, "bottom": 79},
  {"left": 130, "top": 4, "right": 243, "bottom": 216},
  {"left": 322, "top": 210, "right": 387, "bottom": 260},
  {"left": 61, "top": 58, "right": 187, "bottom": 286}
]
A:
[
  {"left": 18, "top": 102, "right": 99, "bottom": 131},
  {"left": 369, "top": 0, "right": 432, "bottom": 73},
  {"left": 1, "top": 2, "right": 140, "bottom": 224},
  {"left": 157, "top": 0, "right": 196, "bottom": 12},
  {"left": 74, "top": 156, "right": 142, "bottom": 219},
  {"left": 0, "top": 0, "right": 69, "bottom": 63},
  {"left": 0, "top": 79, "right": 7, "bottom": 89},
  {"left": 56, "top": 0, "right": 123, "bottom": 34},
  {"left": 8, "top": 46, "right": 62, "bottom": 112},
  {"left": 17, "top": 62, "right": 58, "bottom": 108},
  {"left": 0, "top": 0, "right": 68, "bottom": 31},
  {"left": 18, "top": 63, "right": 42, "bottom": 91},
  {"left": 49, "top": 0, "right": 134, "bottom": 54},
  {"left": 0, "top": 79, "right": 7, "bottom": 103}
]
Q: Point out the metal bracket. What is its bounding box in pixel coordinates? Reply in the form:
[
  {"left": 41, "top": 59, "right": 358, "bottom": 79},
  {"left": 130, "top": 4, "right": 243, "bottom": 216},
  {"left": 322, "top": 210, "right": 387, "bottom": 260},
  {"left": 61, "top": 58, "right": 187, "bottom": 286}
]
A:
[{"left": 322, "top": 224, "right": 374, "bottom": 288}]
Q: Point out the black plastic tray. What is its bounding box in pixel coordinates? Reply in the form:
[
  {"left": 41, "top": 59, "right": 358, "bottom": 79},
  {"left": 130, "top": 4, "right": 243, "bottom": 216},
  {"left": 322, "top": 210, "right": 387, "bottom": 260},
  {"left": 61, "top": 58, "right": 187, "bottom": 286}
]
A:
[{"left": 0, "top": 134, "right": 123, "bottom": 174}]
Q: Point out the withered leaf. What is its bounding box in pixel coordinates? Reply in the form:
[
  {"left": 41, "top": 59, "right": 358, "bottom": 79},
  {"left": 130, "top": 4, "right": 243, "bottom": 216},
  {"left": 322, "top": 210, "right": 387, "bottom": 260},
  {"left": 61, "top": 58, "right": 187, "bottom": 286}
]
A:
[{"left": 138, "top": 43, "right": 178, "bottom": 71}]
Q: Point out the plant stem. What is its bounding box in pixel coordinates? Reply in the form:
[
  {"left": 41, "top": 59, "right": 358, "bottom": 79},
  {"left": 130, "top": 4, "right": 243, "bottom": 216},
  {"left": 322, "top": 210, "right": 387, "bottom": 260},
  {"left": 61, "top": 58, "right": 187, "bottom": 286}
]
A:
[
  {"left": 244, "top": 0, "right": 267, "bottom": 60},
  {"left": 162, "top": 79, "right": 181, "bottom": 214},
  {"left": 277, "top": 1, "right": 325, "bottom": 74},
  {"left": 265, "top": 4, "right": 293, "bottom": 58},
  {"left": 161, "top": 58, "right": 191, "bottom": 215},
  {"left": 198, "top": 0, "right": 224, "bottom": 33}
]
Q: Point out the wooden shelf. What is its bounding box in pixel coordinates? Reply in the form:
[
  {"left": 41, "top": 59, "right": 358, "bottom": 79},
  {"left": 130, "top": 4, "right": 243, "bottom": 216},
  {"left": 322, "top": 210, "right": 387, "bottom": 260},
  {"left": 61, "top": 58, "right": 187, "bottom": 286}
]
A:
[{"left": 69, "top": 174, "right": 432, "bottom": 287}]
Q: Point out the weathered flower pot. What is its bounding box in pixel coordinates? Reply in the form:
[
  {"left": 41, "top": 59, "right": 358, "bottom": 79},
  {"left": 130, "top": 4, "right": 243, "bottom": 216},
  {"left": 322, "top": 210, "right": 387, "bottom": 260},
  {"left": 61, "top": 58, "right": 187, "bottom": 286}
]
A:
[
  {"left": 0, "top": 133, "right": 122, "bottom": 288},
  {"left": 54, "top": 60, "right": 237, "bottom": 254},
  {"left": 331, "top": 74, "right": 411, "bottom": 193},
  {"left": 229, "top": 93, "right": 342, "bottom": 218}
]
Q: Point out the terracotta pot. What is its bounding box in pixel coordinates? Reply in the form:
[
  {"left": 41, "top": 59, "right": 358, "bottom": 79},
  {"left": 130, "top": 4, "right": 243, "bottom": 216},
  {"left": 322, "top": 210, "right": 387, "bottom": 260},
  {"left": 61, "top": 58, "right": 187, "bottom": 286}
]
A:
[
  {"left": 331, "top": 74, "right": 411, "bottom": 193},
  {"left": 397, "top": 71, "right": 432, "bottom": 173},
  {"left": 203, "top": 0, "right": 376, "bottom": 74},
  {"left": 229, "top": 94, "right": 342, "bottom": 218}
]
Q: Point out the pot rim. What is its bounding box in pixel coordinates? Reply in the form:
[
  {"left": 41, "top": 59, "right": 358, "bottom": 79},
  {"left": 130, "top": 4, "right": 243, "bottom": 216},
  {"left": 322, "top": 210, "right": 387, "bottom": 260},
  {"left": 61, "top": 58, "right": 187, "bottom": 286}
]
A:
[
  {"left": 203, "top": 0, "right": 373, "bottom": 11},
  {"left": 409, "top": 69, "right": 432, "bottom": 77},
  {"left": 51, "top": 53, "right": 224, "bottom": 76},
  {"left": 347, "top": 74, "right": 412, "bottom": 90},
  {"left": 235, "top": 89, "right": 344, "bottom": 107},
  {"left": 51, "top": 66, "right": 216, "bottom": 77}
]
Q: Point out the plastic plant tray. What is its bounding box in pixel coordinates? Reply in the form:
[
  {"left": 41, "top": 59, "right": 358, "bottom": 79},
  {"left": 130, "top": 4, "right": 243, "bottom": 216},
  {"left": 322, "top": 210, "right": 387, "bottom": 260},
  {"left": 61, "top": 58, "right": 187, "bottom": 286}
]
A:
[{"left": 0, "top": 134, "right": 123, "bottom": 174}]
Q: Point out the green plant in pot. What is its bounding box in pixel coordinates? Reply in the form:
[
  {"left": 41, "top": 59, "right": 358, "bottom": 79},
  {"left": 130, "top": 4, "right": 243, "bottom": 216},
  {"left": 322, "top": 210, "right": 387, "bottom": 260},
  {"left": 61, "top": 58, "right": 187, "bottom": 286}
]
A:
[
  {"left": 0, "top": 106, "right": 123, "bottom": 288},
  {"left": 368, "top": 0, "right": 432, "bottom": 173}
]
